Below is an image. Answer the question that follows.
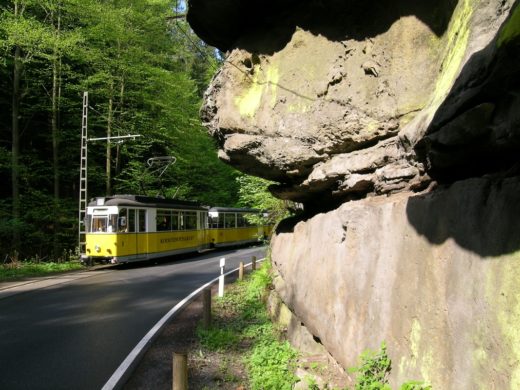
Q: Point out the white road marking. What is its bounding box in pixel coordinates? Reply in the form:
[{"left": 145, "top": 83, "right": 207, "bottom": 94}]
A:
[{"left": 102, "top": 257, "right": 265, "bottom": 390}]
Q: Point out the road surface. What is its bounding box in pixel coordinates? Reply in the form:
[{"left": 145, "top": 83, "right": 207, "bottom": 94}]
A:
[{"left": 0, "top": 246, "right": 266, "bottom": 390}]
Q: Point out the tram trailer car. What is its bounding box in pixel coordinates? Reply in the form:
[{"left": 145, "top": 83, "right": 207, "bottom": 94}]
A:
[
  {"left": 208, "top": 206, "right": 273, "bottom": 248},
  {"left": 84, "top": 195, "right": 271, "bottom": 264}
]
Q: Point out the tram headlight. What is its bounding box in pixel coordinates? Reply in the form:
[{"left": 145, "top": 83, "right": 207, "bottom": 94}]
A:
[{"left": 95, "top": 245, "right": 101, "bottom": 253}]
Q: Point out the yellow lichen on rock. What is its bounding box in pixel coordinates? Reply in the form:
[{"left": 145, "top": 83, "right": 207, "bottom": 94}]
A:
[
  {"left": 487, "top": 252, "right": 520, "bottom": 389},
  {"left": 497, "top": 3, "right": 520, "bottom": 47},
  {"left": 234, "top": 62, "right": 279, "bottom": 118},
  {"left": 431, "top": 0, "right": 474, "bottom": 106},
  {"left": 398, "top": 318, "right": 434, "bottom": 385}
]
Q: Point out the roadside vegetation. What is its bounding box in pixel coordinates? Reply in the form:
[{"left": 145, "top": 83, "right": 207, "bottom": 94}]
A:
[
  {"left": 0, "top": 1, "right": 292, "bottom": 270},
  {"left": 349, "top": 342, "right": 431, "bottom": 390},
  {"left": 0, "top": 0, "right": 282, "bottom": 263},
  {"left": 0, "top": 258, "right": 83, "bottom": 281},
  {"left": 191, "top": 261, "right": 432, "bottom": 390},
  {"left": 194, "top": 261, "right": 300, "bottom": 389}
]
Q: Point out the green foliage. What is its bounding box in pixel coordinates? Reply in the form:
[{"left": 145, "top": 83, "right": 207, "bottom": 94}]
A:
[
  {"left": 400, "top": 381, "right": 432, "bottom": 390},
  {"left": 196, "top": 327, "right": 239, "bottom": 351},
  {"left": 236, "top": 175, "right": 291, "bottom": 224},
  {"left": 197, "top": 262, "right": 273, "bottom": 351},
  {"left": 0, "top": 261, "right": 83, "bottom": 280},
  {"left": 196, "top": 261, "right": 300, "bottom": 390},
  {"left": 246, "top": 260, "right": 273, "bottom": 299},
  {"left": 350, "top": 342, "right": 392, "bottom": 390},
  {"left": 350, "top": 342, "right": 431, "bottom": 390},
  {"left": 304, "top": 375, "right": 321, "bottom": 390},
  {"left": 196, "top": 264, "right": 435, "bottom": 390},
  {"left": 0, "top": 0, "right": 236, "bottom": 260},
  {"left": 248, "top": 339, "right": 299, "bottom": 390},
  {"left": 246, "top": 265, "right": 299, "bottom": 389}
]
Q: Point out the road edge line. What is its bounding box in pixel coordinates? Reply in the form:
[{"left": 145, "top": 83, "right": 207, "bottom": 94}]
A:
[{"left": 102, "top": 257, "right": 265, "bottom": 390}]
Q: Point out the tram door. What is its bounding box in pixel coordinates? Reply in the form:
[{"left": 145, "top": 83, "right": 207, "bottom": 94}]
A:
[
  {"left": 137, "top": 209, "right": 147, "bottom": 256},
  {"left": 127, "top": 209, "right": 147, "bottom": 259},
  {"left": 200, "top": 211, "right": 209, "bottom": 250}
]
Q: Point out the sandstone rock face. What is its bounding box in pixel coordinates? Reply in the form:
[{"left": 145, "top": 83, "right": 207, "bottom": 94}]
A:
[
  {"left": 272, "top": 176, "right": 520, "bottom": 389},
  {"left": 188, "top": 0, "right": 520, "bottom": 387},
  {"left": 190, "top": 0, "right": 520, "bottom": 207}
]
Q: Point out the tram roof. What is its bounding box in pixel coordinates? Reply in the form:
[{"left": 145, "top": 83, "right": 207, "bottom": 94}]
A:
[
  {"left": 88, "top": 195, "right": 207, "bottom": 211},
  {"left": 209, "top": 206, "right": 260, "bottom": 214}
]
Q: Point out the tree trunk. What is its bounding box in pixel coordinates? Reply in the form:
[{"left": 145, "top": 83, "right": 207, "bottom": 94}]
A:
[
  {"left": 106, "top": 96, "right": 113, "bottom": 195},
  {"left": 11, "top": 2, "right": 22, "bottom": 259},
  {"left": 115, "top": 80, "right": 125, "bottom": 176},
  {"left": 52, "top": 9, "right": 62, "bottom": 259}
]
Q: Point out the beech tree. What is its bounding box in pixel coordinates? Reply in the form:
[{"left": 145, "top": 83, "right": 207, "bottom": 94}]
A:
[
  {"left": 0, "top": 0, "right": 240, "bottom": 261},
  {"left": 236, "top": 175, "right": 291, "bottom": 225}
]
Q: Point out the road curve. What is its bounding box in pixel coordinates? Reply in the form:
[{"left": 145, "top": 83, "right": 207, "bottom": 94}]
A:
[{"left": 0, "top": 246, "right": 266, "bottom": 390}]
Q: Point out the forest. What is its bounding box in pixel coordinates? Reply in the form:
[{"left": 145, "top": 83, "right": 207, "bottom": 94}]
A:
[{"left": 0, "top": 0, "right": 280, "bottom": 262}]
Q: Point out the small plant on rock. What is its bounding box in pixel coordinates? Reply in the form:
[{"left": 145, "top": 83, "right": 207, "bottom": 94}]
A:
[
  {"left": 351, "top": 342, "right": 392, "bottom": 390},
  {"left": 350, "top": 342, "right": 431, "bottom": 390}
]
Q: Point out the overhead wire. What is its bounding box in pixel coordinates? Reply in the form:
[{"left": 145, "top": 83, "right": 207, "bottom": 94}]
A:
[{"left": 87, "top": 104, "right": 153, "bottom": 141}]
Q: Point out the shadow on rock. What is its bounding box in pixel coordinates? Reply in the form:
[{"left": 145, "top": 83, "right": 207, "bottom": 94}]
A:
[
  {"left": 415, "top": 0, "right": 520, "bottom": 183},
  {"left": 405, "top": 176, "right": 520, "bottom": 257},
  {"left": 188, "top": 0, "right": 457, "bottom": 53}
]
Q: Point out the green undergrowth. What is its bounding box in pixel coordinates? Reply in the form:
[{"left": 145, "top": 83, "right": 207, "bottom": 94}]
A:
[
  {"left": 349, "top": 342, "right": 432, "bottom": 390},
  {"left": 196, "top": 261, "right": 299, "bottom": 389},
  {"left": 196, "top": 262, "right": 432, "bottom": 389},
  {"left": 0, "top": 261, "right": 83, "bottom": 281}
]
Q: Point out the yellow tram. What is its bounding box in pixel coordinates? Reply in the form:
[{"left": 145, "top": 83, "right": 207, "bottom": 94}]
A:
[{"left": 84, "top": 195, "right": 271, "bottom": 264}]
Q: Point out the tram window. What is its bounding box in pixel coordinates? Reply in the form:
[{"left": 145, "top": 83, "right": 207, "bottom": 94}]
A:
[
  {"left": 92, "top": 216, "right": 107, "bottom": 232},
  {"left": 224, "top": 213, "right": 236, "bottom": 228},
  {"left": 157, "top": 210, "right": 171, "bottom": 231},
  {"left": 84, "top": 215, "right": 91, "bottom": 232},
  {"left": 171, "top": 211, "right": 180, "bottom": 230},
  {"left": 208, "top": 215, "right": 219, "bottom": 229},
  {"left": 183, "top": 211, "right": 197, "bottom": 230},
  {"left": 128, "top": 210, "right": 136, "bottom": 232},
  {"left": 200, "top": 213, "right": 208, "bottom": 229},
  {"left": 108, "top": 215, "right": 118, "bottom": 232},
  {"left": 237, "top": 214, "right": 245, "bottom": 227},
  {"left": 138, "top": 210, "right": 146, "bottom": 232},
  {"left": 118, "top": 208, "right": 127, "bottom": 232}
]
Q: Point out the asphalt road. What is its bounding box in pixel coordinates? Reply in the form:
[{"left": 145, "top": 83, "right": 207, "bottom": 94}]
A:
[{"left": 0, "top": 246, "right": 266, "bottom": 390}]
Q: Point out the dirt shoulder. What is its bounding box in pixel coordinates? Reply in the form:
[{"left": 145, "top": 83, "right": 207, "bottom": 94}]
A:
[
  {"left": 123, "top": 279, "right": 351, "bottom": 390},
  {"left": 123, "top": 284, "right": 250, "bottom": 389}
]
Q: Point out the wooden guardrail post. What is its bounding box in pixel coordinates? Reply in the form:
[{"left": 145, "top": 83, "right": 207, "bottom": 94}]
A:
[
  {"left": 218, "top": 258, "right": 226, "bottom": 297},
  {"left": 238, "top": 261, "right": 244, "bottom": 281},
  {"left": 202, "top": 287, "right": 211, "bottom": 329},
  {"left": 251, "top": 255, "right": 257, "bottom": 271},
  {"left": 172, "top": 352, "right": 188, "bottom": 390}
]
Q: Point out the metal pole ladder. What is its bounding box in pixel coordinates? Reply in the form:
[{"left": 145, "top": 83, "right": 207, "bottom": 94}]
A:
[{"left": 78, "top": 92, "right": 88, "bottom": 259}]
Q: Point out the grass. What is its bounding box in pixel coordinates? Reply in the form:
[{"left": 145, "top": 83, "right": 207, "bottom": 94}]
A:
[
  {"left": 195, "top": 261, "right": 300, "bottom": 389},
  {"left": 0, "top": 261, "right": 84, "bottom": 281},
  {"left": 194, "top": 261, "right": 433, "bottom": 389},
  {"left": 349, "top": 342, "right": 432, "bottom": 390}
]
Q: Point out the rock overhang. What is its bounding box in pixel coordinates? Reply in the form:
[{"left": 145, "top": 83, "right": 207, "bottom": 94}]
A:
[
  {"left": 188, "top": 0, "right": 520, "bottom": 210},
  {"left": 187, "top": 0, "right": 458, "bottom": 52},
  {"left": 187, "top": 0, "right": 300, "bottom": 52}
]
